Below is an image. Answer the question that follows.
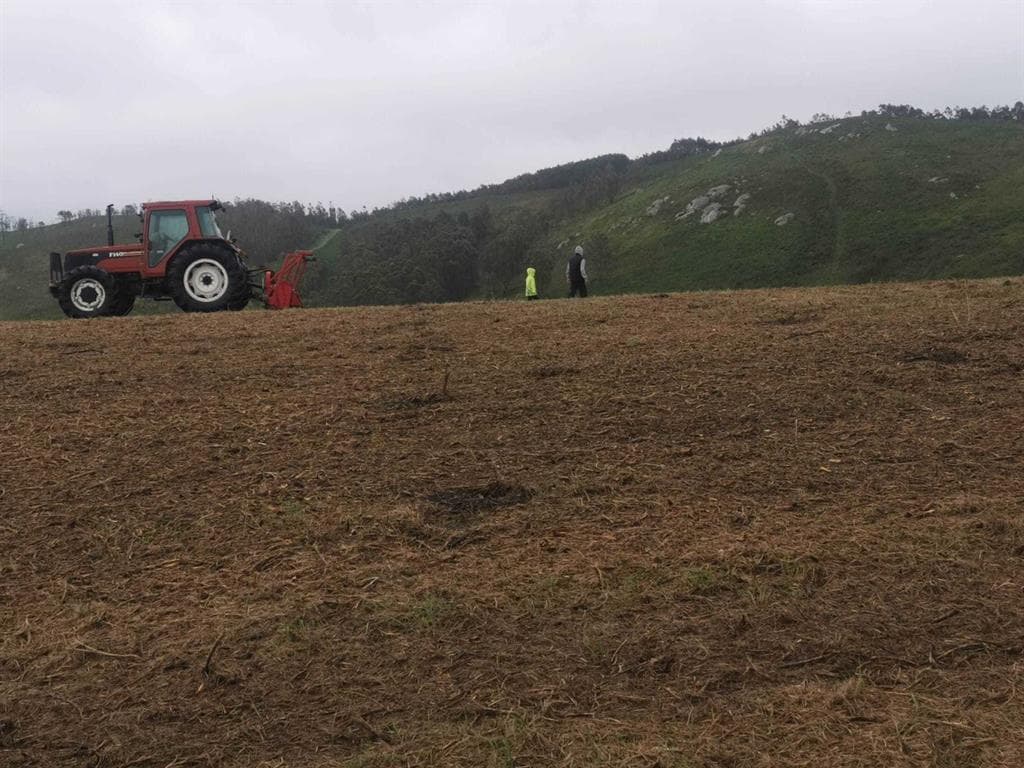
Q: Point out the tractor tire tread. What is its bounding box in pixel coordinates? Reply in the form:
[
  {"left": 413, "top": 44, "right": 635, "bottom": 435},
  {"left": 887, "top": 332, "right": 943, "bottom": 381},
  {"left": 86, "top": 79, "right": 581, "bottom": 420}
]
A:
[
  {"left": 109, "top": 288, "right": 136, "bottom": 316},
  {"left": 57, "top": 266, "right": 117, "bottom": 319},
  {"left": 167, "top": 242, "right": 248, "bottom": 313}
]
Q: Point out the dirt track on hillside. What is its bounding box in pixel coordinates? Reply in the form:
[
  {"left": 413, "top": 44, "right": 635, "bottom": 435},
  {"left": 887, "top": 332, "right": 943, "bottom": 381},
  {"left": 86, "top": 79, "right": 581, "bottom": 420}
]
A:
[{"left": 1, "top": 279, "right": 1022, "bottom": 767}]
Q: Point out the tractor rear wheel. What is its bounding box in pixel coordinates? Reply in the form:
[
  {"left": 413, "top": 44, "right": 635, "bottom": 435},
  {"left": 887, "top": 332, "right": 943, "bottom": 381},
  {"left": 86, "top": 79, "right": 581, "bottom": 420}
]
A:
[
  {"left": 227, "top": 285, "right": 252, "bottom": 311},
  {"left": 57, "top": 266, "right": 116, "bottom": 318},
  {"left": 167, "top": 243, "right": 248, "bottom": 313}
]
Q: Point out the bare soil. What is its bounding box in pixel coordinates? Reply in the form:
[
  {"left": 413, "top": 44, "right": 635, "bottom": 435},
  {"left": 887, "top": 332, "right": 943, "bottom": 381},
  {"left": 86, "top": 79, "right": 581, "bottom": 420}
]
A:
[{"left": 1, "top": 279, "right": 1022, "bottom": 767}]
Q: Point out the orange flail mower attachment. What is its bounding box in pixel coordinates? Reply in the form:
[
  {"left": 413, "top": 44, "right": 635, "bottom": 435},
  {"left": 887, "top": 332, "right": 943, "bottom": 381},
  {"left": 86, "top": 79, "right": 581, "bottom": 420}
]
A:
[{"left": 263, "top": 250, "right": 314, "bottom": 310}]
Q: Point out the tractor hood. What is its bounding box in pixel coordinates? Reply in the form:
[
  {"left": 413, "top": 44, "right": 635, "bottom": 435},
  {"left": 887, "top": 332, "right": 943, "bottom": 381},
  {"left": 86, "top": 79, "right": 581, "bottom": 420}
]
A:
[{"left": 66, "top": 244, "right": 144, "bottom": 258}]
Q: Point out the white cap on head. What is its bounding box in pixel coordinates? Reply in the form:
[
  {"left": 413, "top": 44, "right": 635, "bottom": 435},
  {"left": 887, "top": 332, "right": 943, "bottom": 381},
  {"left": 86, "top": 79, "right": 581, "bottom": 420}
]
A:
[{"left": 574, "top": 245, "right": 584, "bottom": 255}]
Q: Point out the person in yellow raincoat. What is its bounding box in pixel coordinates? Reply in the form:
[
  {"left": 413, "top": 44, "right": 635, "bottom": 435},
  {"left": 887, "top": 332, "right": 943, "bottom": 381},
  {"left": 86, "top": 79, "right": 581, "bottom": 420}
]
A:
[{"left": 525, "top": 267, "right": 538, "bottom": 300}]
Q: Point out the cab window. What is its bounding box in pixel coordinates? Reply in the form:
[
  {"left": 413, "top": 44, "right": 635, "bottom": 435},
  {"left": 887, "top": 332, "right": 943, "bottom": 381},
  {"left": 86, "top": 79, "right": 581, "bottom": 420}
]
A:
[
  {"left": 197, "top": 206, "right": 223, "bottom": 238},
  {"left": 148, "top": 209, "right": 189, "bottom": 266}
]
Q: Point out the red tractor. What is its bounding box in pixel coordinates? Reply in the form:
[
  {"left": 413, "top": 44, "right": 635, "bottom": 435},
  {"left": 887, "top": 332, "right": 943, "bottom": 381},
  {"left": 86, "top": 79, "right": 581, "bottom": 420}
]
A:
[{"left": 48, "top": 200, "right": 313, "bottom": 318}]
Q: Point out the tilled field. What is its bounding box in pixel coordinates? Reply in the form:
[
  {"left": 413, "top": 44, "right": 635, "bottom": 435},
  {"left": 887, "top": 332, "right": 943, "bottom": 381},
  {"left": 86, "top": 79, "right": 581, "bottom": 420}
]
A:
[{"left": 1, "top": 279, "right": 1022, "bottom": 767}]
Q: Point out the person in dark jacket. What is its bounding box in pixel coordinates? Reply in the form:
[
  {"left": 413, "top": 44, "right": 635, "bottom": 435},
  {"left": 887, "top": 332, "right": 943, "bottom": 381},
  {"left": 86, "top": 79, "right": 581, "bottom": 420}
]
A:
[{"left": 566, "top": 245, "right": 588, "bottom": 298}]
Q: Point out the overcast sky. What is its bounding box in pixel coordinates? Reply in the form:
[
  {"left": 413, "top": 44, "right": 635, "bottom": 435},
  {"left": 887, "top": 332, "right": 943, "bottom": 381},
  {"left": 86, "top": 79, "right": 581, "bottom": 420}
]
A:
[{"left": 1, "top": 0, "right": 1021, "bottom": 222}]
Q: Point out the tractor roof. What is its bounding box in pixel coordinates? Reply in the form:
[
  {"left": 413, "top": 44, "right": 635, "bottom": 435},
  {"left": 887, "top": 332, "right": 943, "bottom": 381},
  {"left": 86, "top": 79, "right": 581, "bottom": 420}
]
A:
[{"left": 141, "top": 200, "right": 220, "bottom": 211}]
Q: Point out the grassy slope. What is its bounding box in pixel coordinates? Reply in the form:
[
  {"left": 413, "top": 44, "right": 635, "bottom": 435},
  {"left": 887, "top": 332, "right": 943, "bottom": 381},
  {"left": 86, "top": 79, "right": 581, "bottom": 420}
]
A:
[{"left": 543, "top": 116, "right": 1024, "bottom": 295}]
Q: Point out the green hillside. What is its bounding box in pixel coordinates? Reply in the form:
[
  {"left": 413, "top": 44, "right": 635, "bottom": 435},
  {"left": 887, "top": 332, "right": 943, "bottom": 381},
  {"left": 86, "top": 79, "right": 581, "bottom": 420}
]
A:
[
  {"left": 2, "top": 111, "right": 1022, "bottom": 320},
  {"left": 544, "top": 115, "right": 1024, "bottom": 295},
  {"left": 309, "top": 114, "right": 1023, "bottom": 303}
]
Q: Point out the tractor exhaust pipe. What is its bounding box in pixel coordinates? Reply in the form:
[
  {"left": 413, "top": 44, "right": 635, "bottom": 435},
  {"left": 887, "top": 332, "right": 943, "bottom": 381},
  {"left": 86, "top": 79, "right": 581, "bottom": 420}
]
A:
[{"left": 106, "top": 204, "right": 115, "bottom": 246}]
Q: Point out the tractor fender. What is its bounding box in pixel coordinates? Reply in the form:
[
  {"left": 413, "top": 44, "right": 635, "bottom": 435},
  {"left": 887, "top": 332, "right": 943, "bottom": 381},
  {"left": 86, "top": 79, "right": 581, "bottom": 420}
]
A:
[{"left": 163, "top": 238, "right": 245, "bottom": 275}]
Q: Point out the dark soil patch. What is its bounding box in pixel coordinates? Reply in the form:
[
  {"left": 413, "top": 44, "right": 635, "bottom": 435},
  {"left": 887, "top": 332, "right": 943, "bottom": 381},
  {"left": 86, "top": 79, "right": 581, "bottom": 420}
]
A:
[
  {"left": 531, "top": 365, "right": 580, "bottom": 379},
  {"left": 0, "top": 720, "right": 18, "bottom": 748},
  {"left": 901, "top": 347, "right": 968, "bottom": 364},
  {"left": 425, "top": 482, "right": 533, "bottom": 517},
  {"left": 384, "top": 392, "right": 451, "bottom": 410},
  {"left": 761, "top": 310, "right": 819, "bottom": 326}
]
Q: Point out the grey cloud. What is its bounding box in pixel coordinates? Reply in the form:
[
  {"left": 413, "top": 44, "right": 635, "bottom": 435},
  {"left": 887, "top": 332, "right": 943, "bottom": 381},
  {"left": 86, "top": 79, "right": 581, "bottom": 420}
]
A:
[{"left": 1, "top": 0, "right": 1021, "bottom": 221}]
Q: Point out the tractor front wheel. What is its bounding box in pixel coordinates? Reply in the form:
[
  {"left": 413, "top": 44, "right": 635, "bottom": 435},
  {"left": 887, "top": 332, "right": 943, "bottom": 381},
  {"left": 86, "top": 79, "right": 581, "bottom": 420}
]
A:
[
  {"left": 109, "top": 290, "right": 136, "bottom": 316},
  {"left": 168, "top": 244, "right": 248, "bottom": 313},
  {"left": 57, "top": 266, "right": 116, "bottom": 318}
]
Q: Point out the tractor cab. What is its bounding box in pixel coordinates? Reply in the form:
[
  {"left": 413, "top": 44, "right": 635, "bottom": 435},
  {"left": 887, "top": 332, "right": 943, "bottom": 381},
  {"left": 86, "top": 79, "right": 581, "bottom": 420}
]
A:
[{"left": 141, "top": 200, "right": 233, "bottom": 273}]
